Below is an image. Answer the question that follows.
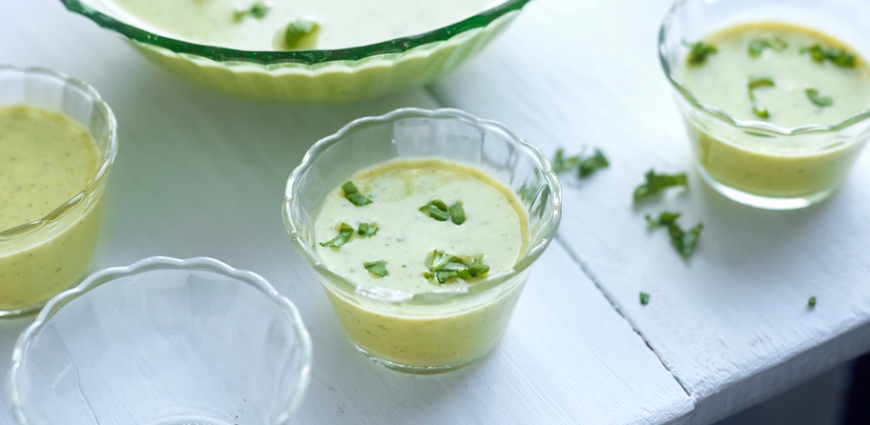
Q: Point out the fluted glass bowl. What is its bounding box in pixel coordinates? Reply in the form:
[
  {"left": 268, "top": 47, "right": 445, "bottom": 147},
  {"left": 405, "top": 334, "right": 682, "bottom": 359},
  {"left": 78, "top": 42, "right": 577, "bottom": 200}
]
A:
[
  {"left": 0, "top": 66, "right": 117, "bottom": 316},
  {"left": 7, "top": 257, "right": 312, "bottom": 425},
  {"left": 659, "top": 0, "right": 870, "bottom": 209},
  {"left": 61, "top": 0, "right": 530, "bottom": 104},
  {"left": 283, "top": 108, "right": 561, "bottom": 373}
]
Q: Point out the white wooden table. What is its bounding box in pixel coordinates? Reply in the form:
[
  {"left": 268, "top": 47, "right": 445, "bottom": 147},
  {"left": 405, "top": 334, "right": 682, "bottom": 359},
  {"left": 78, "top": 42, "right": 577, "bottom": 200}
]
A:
[{"left": 1, "top": 0, "right": 869, "bottom": 423}]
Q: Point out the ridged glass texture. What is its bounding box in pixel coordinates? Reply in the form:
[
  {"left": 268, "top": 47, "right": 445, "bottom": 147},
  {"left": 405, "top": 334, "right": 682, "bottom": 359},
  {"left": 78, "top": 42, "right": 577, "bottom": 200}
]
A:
[
  {"left": 659, "top": 0, "right": 870, "bottom": 209},
  {"left": 61, "top": 0, "right": 530, "bottom": 104},
  {"left": 0, "top": 66, "right": 118, "bottom": 315},
  {"left": 283, "top": 108, "right": 561, "bottom": 373},
  {"left": 7, "top": 257, "right": 312, "bottom": 425}
]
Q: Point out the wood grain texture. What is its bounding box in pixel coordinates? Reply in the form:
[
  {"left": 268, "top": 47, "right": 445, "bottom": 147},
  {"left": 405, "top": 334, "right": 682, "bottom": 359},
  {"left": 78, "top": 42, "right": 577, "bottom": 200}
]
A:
[
  {"left": 430, "top": 0, "right": 870, "bottom": 423},
  {"left": 0, "top": 0, "right": 693, "bottom": 423}
]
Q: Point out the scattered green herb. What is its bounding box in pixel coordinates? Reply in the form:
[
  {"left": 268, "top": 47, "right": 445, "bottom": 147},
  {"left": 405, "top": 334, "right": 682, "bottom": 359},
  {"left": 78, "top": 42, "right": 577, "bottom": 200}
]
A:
[
  {"left": 552, "top": 148, "right": 610, "bottom": 178},
  {"left": 552, "top": 149, "right": 581, "bottom": 174},
  {"left": 748, "top": 38, "right": 787, "bottom": 57},
  {"left": 805, "top": 89, "right": 833, "bottom": 107},
  {"left": 685, "top": 40, "right": 718, "bottom": 66},
  {"left": 423, "top": 250, "right": 489, "bottom": 283},
  {"left": 578, "top": 149, "right": 610, "bottom": 178},
  {"left": 747, "top": 77, "right": 775, "bottom": 100},
  {"left": 285, "top": 20, "right": 319, "bottom": 49},
  {"left": 319, "top": 222, "right": 354, "bottom": 248},
  {"left": 448, "top": 202, "right": 466, "bottom": 225},
  {"left": 808, "top": 296, "right": 817, "bottom": 308},
  {"left": 640, "top": 292, "right": 650, "bottom": 305},
  {"left": 801, "top": 44, "right": 856, "bottom": 68},
  {"left": 341, "top": 181, "right": 372, "bottom": 207},
  {"left": 633, "top": 170, "right": 688, "bottom": 202},
  {"left": 646, "top": 212, "right": 704, "bottom": 258},
  {"left": 357, "top": 222, "right": 379, "bottom": 237},
  {"left": 364, "top": 261, "right": 388, "bottom": 277},
  {"left": 752, "top": 106, "right": 770, "bottom": 119},
  {"left": 234, "top": 2, "right": 270, "bottom": 21},
  {"left": 420, "top": 200, "right": 449, "bottom": 221}
]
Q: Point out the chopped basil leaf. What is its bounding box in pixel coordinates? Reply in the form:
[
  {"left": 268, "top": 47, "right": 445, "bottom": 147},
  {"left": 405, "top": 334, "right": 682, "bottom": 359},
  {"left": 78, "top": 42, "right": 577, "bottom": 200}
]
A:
[
  {"left": 552, "top": 149, "right": 581, "bottom": 174},
  {"left": 357, "top": 222, "right": 379, "bottom": 237},
  {"left": 685, "top": 40, "right": 718, "bottom": 66},
  {"left": 801, "top": 44, "right": 856, "bottom": 68},
  {"left": 578, "top": 149, "right": 610, "bottom": 178},
  {"left": 341, "top": 181, "right": 372, "bottom": 206},
  {"left": 424, "top": 250, "right": 489, "bottom": 284},
  {"left": 808, "top": 296, "right": 817, "bottom": 308},
  {"left": 640, "top": 292, "right": 650, "bottom": 305},
  {"left": 805, "top": 89, "right": 833, "bottom": 107},
  {"left": 319, "top": 222, "right": 354, "bottom": 248},
  {"left": 646, "top": 212, "right": 703, "bottom": 258},
  {"left": 364, "top": 261, "right": 388, "bottom": 277},
  {"left": 748, "top": 38, "right": 787, "bottom": 57},
  {"left": 234, "top": 2, "right": 270, "bottom": 20},
  {"left": 752, "top": 106, "right": 770, "bottom": 119},
  {"left": 747, "top": 77, "right": 775, "bottom": 100},
  {"left": 448, "top": 203, "right": 466, "bottom": 225},
  {"left": 420, "top": 200, "right": 449, "bottom": 221},
  {"left": 285, "top": 20, "right": 319, "bottom": 49},
  {"left": 633, "top": 170, "right": 688, "bottom": 202}
]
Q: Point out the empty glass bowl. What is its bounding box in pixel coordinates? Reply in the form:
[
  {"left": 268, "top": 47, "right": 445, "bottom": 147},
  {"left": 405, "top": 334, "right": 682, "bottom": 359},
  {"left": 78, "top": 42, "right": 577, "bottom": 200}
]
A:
[
  {"left": 7, "top": 257, "right": 312, "bottom": 425},
  {"left": 283, "top": 108, "right": 561, "bottom": 373}
]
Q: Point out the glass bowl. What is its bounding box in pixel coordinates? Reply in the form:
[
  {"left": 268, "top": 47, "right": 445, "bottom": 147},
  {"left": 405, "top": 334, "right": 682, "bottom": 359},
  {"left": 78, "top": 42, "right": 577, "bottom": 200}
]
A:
[
  {"left": 282, "top": 108, "right": 561, "bottom": 374},
  {"left": 60, "top": 0, "right": 530, "bottom": 104},
  {"left": 659, "top": 0, "right": 870, "bottom": 209},
  {"left": 7, "top": 256, "right": 312, "bottom": 425},
  {"left": 0, "top": 66, "right": 118, "bottom": 316}
]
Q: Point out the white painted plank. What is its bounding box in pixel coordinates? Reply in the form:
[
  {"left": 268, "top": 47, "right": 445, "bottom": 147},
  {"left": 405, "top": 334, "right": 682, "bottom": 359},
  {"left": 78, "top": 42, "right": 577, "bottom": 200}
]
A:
[
  {"left": 431, "top": 0, "right": 870, "bottom": 423},
  {"left": 0, "top": 0, "right": 692, "bottom": 424}
]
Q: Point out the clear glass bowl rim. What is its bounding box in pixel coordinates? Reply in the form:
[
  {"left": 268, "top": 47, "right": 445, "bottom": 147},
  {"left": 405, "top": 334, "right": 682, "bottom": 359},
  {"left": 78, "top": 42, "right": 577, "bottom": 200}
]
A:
[
  {"left": 282, "top": 107, "right": 563, "bottom": 304},
  {"left": 6, "top": 256, "right": 313, "bottom": 425},
  {"left": 658, "top": 0, "right": 870, "bottom": 137},
  {"left": 60, "top": 0, "right": 531, "bottom": 66},
  {"left": 0, "top": 65, "right": 119, "bottom": 240}
]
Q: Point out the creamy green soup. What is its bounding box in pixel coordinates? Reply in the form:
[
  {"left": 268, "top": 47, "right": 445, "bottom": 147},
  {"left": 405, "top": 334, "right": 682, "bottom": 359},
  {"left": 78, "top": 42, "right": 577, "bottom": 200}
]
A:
[
  {"left": 0, "top": 105, "right": 102, "bottom": 312},
  {"left": 679, "top": 23, "right": 870, "bottom": 200},
  {"left": 103, "top": 0, "right": 504, "bottom": 50},
  {"left": 314, "top": 158, "right": 529, "bottom": 368}
]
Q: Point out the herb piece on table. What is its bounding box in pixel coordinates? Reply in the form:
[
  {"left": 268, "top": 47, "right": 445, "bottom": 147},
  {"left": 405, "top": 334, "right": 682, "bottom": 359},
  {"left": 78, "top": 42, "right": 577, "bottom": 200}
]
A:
[
  {"left": 357, "top": 222, "right": 379, "bottom": 237},
  {"left": 423, "top": 250, "right": 489, "bottom": 284},
  {"left": 285, "top": 20, "right": 320, "bottom": 49},
  {"left": 551, "top": 148, "right": 610, "bottom": 178},
  {"left": 633, "top": 170, "right": 688, "bottom": 202},
  {"left": 808, "top": 296, "right": 817, "bottom": 308},
  {"left": 801, "top": 44, "right": 856, "bottom": 68},
  {"left": 646, "top": 211, "right": 704, "bottom": 258},
  {"left": 640, "top": 292, "right": 650, "bottom": 306},
  {"left": 685, "top": 40, "right": 718, "bottom": 66},
  {"left": 364, "top": 261, "right": 388, "bottom": 277},
  {"left": 341, "top": 181, "right": 372, "bottom": 207},
  {"left": 234, "top": 2, "right": 270, "bottom": 21},
  {"left": 748, "top": 38, "right": 787, "bottom": 57},
  {"left": 319, "top": 222, "right": 354, "bottom": 248},
  {"left": 552, "top": 149, "right": 581, "bottom": 174},
  {"left": 805, "top": 89, "right": 833, "bottom": 107},
  {"left": 448, "top": 202, "right": 466, "bottom": 225},
  {"left": 578, "top": 149, "right": 610, "bottom": 178},
  {"left": 420, "top": 200, "right": 450, "bottom": 221}
]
